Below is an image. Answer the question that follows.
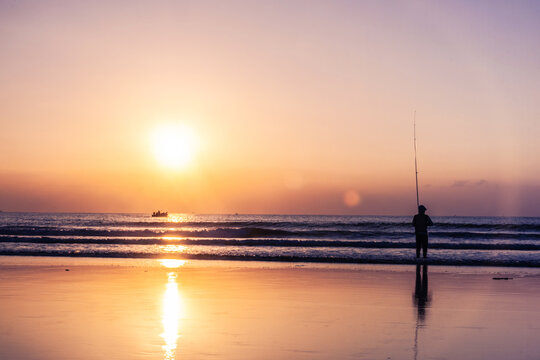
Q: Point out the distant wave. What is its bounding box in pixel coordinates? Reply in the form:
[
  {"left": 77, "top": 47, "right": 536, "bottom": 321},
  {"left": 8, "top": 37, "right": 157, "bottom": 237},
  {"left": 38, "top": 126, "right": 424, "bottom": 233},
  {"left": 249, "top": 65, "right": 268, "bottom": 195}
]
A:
[
  {"left": 0, "top": 226, "right": 293, "bottom": 238},
  {"left": 1, "top": 226, "right": 540, "bottom": 240},
  {"left": 2, "top": 236, "right": 540, "bottom": 251},
  {"left": 12, "top": 220, "right": 540, "bottom": 232}
]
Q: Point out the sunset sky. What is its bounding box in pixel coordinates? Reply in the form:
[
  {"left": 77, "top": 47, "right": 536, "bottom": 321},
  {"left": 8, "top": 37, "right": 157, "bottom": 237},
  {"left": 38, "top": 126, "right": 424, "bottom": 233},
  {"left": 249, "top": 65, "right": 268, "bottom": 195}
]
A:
[{"left": 1, "top": 0, "right": 539, "bottom": 216}]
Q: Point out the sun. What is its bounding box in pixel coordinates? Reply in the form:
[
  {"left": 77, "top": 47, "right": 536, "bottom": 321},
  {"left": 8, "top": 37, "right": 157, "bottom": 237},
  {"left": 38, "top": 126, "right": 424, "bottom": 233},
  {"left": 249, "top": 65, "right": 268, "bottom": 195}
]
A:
[{"left": 152, "top": 124, "right": 197, "bottom": 169}]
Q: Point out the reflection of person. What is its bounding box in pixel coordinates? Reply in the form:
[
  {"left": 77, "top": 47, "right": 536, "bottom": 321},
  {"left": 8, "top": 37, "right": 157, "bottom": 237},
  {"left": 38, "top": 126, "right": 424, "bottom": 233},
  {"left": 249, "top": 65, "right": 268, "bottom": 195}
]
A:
[
  {"left": 413, "top": 264, "right": 429, "bottom": 322},
  {"left": 413, "top": 264, "right": 430, "bottom": 360},
  {"left": 412, "top": 205, "right": 433, "bottom": 258}
]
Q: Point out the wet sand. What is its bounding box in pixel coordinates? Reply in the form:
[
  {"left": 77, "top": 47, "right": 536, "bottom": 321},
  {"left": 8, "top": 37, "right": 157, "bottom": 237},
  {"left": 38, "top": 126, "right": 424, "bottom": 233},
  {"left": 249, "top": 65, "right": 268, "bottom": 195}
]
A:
[{"left": 0, "top": 256, "right": 539, "bottom": 360}]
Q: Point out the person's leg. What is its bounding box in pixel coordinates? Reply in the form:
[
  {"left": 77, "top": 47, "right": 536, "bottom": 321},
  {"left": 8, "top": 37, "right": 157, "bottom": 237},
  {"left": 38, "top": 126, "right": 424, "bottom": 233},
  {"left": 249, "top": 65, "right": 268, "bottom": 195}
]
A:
[
  {"left": 422, "top": 235, "right": 428, "bottom": 258},
  {"left": 416, "top": 235, "right": 421, "bottom": 258}
]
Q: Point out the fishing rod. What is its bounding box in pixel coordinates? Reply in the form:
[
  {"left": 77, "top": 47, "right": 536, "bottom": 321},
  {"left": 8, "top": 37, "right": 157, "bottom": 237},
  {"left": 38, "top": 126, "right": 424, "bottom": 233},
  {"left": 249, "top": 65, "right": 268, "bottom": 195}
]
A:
[{"left": 414, "top": 110, "right": 420, "bottom": 208}]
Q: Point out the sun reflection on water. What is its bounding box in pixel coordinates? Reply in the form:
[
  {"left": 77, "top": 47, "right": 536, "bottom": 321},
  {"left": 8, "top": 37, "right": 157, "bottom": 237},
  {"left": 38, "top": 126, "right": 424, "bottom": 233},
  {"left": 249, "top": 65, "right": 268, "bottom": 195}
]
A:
[
  {"left": 160, "top": 260, "right": 185, "bottom": 360},
  {"left": 160, "top": 259, "right": 187, "bottom": 268},
  {"left": 168, "top": 214, "right": 190, "bottom": 223},
  {"left": 161, "top": 245, "right": 187, "bottom": 253}
]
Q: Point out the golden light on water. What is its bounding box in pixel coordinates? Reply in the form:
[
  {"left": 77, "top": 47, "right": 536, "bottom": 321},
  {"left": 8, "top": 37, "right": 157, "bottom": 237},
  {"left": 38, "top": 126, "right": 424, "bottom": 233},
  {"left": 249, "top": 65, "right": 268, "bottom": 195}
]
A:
[
  {"left": 161, "top": 236, "right": 188, "bottom": 242},
  {"left": 152, "top": 124, "right": 198, "bottom": 169},
  {"left": 159, "top": 259, "right": 187, "bottom": 268},
  {"left": 168, "top": 214, "right": 190, "bottom": 223},
  {"left": 161, "top": 245, "right": 187, "bottom": 254},
  {"left": 160, "top": 257, "right": 186, "bottom": 360},
  {"left": 161, "top": 272, "right": 183, "bottom": 360}
]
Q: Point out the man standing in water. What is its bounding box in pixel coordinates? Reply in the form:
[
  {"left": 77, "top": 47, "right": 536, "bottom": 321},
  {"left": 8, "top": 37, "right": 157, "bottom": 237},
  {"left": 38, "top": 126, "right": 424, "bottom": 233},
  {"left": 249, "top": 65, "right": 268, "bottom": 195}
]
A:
[{"left": 412, "top": 205, "right": 433, "bottom": 258}]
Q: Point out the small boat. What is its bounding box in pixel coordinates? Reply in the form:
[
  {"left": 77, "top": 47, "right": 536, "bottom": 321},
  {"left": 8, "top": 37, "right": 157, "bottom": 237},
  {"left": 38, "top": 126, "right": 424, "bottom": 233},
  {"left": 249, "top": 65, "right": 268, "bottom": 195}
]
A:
[{"left": 151, "top": 210, "right": 168, "bottom": 217}]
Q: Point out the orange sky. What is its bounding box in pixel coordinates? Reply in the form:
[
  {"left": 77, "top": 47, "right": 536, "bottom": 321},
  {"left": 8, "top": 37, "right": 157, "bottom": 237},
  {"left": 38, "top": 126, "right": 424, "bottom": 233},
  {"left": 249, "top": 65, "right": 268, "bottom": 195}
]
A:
[{"left": 1, "top": 0, "right": 540, "bottom": 216}]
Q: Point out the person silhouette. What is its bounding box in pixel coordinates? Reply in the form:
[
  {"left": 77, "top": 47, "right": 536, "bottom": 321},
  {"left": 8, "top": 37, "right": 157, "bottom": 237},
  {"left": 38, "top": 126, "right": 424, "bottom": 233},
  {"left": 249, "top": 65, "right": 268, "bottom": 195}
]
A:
[{"left": 412, "top": 205, "right": 433, "bottom": 258}]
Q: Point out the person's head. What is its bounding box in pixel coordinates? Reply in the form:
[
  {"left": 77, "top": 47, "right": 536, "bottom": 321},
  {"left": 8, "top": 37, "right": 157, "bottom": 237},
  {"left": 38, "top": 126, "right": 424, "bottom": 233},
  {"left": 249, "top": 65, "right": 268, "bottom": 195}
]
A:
[{"left": 418, "top": 205, "right": 427, "bottom": 214}]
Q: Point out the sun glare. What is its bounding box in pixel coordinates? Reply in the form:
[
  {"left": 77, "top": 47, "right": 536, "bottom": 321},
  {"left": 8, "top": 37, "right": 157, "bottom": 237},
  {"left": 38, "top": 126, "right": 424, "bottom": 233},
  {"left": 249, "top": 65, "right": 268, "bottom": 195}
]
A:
[
  {"left": 159, "top": 259, "right": 187, "bottom": 268},
  {"left": 152, "top": 125, "right": 197, "bottom": 169}
]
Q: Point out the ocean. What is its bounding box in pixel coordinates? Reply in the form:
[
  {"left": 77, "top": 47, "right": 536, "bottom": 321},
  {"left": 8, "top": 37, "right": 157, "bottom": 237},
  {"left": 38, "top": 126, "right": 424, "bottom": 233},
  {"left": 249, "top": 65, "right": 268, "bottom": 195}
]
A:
[{"left": 1, "top": 212, "right": 539, "bottom": 266}]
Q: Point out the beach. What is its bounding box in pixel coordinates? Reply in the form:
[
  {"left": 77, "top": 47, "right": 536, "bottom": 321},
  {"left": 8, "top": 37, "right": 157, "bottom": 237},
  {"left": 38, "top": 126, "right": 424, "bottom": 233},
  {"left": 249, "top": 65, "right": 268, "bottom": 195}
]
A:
[
  {"left": 3, "top": 0, "right": 540, "bottom": 358},
  {"left": 1, "top": 256, "right": 539, "bottom": 360}
]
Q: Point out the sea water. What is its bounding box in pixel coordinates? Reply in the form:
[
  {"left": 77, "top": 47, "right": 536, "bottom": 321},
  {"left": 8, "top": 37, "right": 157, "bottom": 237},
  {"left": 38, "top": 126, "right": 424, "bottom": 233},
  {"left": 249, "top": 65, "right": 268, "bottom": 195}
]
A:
[{"left": 1, "top": 212, "right": 539, "bottom": 266}]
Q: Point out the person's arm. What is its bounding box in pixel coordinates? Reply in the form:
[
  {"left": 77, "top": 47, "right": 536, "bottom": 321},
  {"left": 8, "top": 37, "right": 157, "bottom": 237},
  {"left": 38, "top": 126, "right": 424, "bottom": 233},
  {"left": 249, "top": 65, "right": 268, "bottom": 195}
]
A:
[
  {"left": 412, "top": 215, "right": 417, "bottom": 226},
  {"left": 426, "top": 216, "right": 433, "bottom": 226}
]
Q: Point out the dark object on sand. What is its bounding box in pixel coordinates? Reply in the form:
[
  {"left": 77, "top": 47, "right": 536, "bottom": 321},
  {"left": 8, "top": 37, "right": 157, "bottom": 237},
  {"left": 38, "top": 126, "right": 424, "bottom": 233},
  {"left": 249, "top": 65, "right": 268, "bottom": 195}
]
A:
[
  {"left": 152, "top": 210, "right": 168, "bottom": 217},
  {"left": 65, "top": 269, "right": 70, "bottom": 271},
  {"left": 492, "top": 277, "right": 513, "bottom": 280}
]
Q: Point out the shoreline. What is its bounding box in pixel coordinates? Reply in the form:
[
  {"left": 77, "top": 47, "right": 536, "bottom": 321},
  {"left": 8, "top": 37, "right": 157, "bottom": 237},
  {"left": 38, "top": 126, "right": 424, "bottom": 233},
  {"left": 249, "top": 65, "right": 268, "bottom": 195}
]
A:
[
  {"left": 1, "top": 252, "right": 539, "bottom": 268},
  {"left": 2, "top": 255, "right": 540, "bottom": 276}
]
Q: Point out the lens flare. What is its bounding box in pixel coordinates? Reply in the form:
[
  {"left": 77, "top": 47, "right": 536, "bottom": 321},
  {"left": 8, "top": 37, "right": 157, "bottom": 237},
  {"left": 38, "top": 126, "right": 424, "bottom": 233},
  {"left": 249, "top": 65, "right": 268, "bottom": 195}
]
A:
[{"left": 343, "top": 190, "right": 362, "bottom": 207}]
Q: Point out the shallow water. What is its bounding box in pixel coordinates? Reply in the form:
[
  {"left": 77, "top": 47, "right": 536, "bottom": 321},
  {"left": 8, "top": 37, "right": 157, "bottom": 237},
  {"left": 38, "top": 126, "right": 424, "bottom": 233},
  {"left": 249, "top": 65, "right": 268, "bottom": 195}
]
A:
[{"left": 0, "top": 258, "right": 539, "bottom": 360}]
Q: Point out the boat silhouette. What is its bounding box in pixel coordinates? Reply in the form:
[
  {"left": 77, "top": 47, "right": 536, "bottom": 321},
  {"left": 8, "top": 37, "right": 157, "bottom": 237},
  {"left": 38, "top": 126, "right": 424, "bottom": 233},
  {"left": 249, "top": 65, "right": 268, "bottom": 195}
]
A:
[{"left": 151, "top": 210, "right": 168, "bottom": 217}]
